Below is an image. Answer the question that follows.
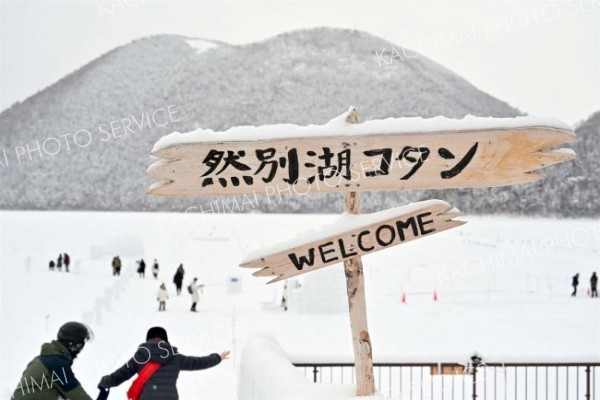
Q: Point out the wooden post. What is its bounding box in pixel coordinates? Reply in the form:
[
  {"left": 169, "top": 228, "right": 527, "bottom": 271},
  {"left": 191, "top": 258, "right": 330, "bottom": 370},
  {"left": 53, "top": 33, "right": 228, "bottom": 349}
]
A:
[{"left": 344, "top": 108, "right": 375, "bottom": 396}]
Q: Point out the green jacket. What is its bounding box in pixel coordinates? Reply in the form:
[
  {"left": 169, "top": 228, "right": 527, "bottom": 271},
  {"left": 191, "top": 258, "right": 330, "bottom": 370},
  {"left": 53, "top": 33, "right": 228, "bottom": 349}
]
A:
[{"left": 12, "top": 340, "right": 92, "bottom": 400}]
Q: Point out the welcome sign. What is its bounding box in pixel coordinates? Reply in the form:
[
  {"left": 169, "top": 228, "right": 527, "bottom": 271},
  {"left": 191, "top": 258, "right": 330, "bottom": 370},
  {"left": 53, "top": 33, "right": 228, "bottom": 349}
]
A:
[{"left": 241, "top": 200, "right": 464, "bottom": 283}]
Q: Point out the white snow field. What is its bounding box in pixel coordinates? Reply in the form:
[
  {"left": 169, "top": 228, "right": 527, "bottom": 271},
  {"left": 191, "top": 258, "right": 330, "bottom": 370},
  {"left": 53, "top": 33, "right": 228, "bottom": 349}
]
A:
[{"left": 1, "top": 210, "right": 599, "bottom": 399}]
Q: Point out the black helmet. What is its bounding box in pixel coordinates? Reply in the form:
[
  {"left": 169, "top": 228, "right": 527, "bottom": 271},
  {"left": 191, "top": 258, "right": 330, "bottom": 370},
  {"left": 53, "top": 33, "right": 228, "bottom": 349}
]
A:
[{"left": 57, "top": 322, "right": 93, "bottom": 356}]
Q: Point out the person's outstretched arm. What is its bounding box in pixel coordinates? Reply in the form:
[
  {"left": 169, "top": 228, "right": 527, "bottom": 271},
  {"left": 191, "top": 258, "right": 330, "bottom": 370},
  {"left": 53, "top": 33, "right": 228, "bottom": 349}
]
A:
[{"left": 177, "top": 350, "right": 229, "bottom": 371}]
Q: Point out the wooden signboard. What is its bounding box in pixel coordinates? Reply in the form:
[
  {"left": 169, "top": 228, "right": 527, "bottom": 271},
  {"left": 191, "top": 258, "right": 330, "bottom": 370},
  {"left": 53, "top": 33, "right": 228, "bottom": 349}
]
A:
[
  {"left": 148, "top": 122, "right": 575, "bottom": 197},
  {"left": 147, "top": 107, "right": 576, "bottom": 398},
  {"left": 241, "top": 200, "right": 464, "bottom": 283}
]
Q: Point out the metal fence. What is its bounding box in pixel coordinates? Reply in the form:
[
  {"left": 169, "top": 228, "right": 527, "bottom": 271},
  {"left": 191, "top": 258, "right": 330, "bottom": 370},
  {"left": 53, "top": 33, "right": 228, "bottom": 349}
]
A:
[{"left": 292, "top": 362, "right": 600, "bottom": 400}]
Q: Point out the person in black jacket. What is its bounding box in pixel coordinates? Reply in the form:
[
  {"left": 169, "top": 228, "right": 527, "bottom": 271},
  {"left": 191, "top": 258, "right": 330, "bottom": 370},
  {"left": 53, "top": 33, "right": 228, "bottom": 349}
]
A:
[
  {"left": 572, "top": 273, "right": 579, "bottom": 297},
  {"left": 97, "top": 326, "right": 229, "bottom": 400},
  {"left": 137, "top": 259, "right": 146, "bottom": 278},
  {"left": 173, "top": 265, "right": 184, "bottom": 295},
  {"left": 591, "top": 272, "right": 598, "bottom": 298},
  {"left": 63, "top": 252, "right": 71, "bottom": 273}
]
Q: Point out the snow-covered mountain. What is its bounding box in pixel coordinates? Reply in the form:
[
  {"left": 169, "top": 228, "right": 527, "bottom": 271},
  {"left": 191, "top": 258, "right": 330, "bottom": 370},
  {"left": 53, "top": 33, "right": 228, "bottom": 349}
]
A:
[
  {"left": 546, "top": 111, "right": 600, "bottom": 216},
  {"left": 0, "top": 28, "right": 592, "bottom": 215}
]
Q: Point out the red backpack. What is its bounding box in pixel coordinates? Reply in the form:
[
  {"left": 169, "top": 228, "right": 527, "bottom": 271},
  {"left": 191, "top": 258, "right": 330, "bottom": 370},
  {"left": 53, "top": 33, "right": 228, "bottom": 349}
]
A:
[{"left": 127, "top": 362, "right": 161, "bottom": 400}]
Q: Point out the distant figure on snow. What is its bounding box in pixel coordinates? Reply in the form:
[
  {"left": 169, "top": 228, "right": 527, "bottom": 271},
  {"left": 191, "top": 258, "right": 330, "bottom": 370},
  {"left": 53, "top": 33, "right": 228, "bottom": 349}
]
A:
[
  {"left": 97, "top": 326, "right": 229, "bottom": 400},
  {"left": 188, "top": 278, "right": 203, "bottom": 312},
  {"left": 591, "top": 272, "right": 598, "bottom": 298},
  {"left": 173, "top": 264, "right": 185, "bottom": 295},
  {"left": 157, "top": 283, "right": 169, "bottom": 311},
  {"left": 49, "top": 260, "right": 55, "bottom": 271},
  {"left": 64, "top": 252, "right": 71, "bottom": 273},
  {"left": 112, "top": 256, "right": 122, "bottom": 276},
  {"left": 137, "top": 259, "right": 146, "bottom": 278},
  {"left": 572, "top": 273, "right": 579, "bottom": 297},
  {"left": 281, "top": 281, "right": 288, "bottom": 312},
  {"left": 152, "top": 259, "right": 159, "bottom": 279},
  {"left": 57, "top": 253, "right": 63, "bottom": 271},
  {"left": 12, "top": 321, "right": 94, "bottom": 400}
]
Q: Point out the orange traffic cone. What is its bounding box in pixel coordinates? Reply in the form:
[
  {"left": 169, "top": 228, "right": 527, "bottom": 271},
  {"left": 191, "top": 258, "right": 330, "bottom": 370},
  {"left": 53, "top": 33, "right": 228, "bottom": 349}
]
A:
[
  {"left": 433, "top": 291, "right": 438, "bottom": 302},
  {"left": 402, "top": 293, "right": 406, "bottom": 304}
]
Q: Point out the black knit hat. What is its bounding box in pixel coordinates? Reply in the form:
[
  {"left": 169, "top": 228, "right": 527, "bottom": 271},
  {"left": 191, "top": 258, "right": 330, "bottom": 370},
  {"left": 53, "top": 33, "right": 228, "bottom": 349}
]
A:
[{"left": 146, "top": 326, "right": 168, "bottom": 342}]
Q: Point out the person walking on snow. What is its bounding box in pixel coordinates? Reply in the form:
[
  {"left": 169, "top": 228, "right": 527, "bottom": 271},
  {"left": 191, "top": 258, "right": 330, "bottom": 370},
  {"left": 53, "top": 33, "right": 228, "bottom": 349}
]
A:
[
  {"left": 12, "top": 321, "right": 95, "bottom": 400},
  {"left": 188, "top": 278, "right": 203, "bottom": 312},
  {"left": 572, "top": 273, "right": 579, "bottom": 297},
  {"left": 281, "top": 281, "right": 289, "bottom": 312},
  {"left": 57, "top": 254, "right": 63, "bottom": 271},
  {"left": 173, "top": 264, "right": 184, "bottom": 295},
  {"left": 63, "top": 252, "right": 71, "bottom": 273},
  {"left": 49, "top": 260, "right": 55, "bottom": 271},
  {"left": 112, "top": 256, "right": 121, "bottom": 276},
  {"left": 97, "top": 326, "right": 229, "bottom": 400},
  {"left": 137, "top": 259, "right": 146, "bottom": 278},
  {"left": 591, "top": 272, "right": 598, "bottom": 298},
  {"left": 157, "top": 283, "right": 168, "bottom": 311},
  {"left": 152, "top": 259, "right": 159, "bottom": 279}
]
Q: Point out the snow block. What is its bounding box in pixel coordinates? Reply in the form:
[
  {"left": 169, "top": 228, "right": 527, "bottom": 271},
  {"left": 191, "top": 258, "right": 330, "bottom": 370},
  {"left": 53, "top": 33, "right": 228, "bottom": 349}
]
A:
[{"left": 239, "top": 334, "right": 385, "bottom": 399}]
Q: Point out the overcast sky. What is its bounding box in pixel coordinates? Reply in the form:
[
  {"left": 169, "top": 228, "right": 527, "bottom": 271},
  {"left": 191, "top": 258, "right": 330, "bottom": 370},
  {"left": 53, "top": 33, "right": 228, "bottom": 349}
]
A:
[{"left": 0, "top": 0, "right": 598, "bottom": 124}]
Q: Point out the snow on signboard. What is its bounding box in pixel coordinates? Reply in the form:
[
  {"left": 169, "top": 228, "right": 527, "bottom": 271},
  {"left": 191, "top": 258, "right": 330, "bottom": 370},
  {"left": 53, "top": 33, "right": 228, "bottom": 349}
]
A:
[{"left": 147, "top": 108, "right": 576, "bottom": 197}]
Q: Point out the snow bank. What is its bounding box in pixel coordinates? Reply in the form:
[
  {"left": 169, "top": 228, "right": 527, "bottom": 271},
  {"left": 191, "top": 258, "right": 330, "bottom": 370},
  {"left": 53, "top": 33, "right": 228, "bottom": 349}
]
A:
[
  {"left": 152, "top": 107, "right": 572, "bottom": 152},
  {"left": 239, "top": 334, "right": 386, "bottom": 399}
]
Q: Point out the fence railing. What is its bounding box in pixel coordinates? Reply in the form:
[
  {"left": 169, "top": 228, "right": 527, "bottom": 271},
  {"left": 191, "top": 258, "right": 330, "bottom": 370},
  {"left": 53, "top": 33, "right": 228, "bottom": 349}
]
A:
[{"left": 292, "top": 362, "right": 600, "bottom": 400}]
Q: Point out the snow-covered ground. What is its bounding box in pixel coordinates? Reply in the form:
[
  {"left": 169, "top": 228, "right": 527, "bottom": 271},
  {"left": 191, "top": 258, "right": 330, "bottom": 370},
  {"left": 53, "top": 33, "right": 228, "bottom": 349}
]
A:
[{"left": 1, "top": 211, "right": 599, "bottom": 399}]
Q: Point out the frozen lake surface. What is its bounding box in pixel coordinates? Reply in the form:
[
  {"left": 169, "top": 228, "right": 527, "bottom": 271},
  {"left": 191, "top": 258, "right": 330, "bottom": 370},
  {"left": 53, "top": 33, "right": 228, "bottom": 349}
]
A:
[{"left": 1, "top": 211, "right": 598, "bottom": 398}]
